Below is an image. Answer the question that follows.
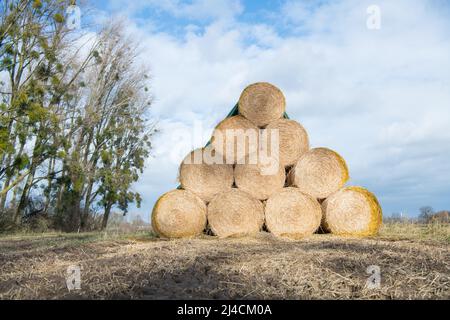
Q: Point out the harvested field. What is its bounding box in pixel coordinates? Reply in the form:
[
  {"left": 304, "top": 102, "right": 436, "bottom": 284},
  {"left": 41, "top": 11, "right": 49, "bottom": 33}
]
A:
[{"left": 0, "top": 224, "right": 449, "bottom": 300}]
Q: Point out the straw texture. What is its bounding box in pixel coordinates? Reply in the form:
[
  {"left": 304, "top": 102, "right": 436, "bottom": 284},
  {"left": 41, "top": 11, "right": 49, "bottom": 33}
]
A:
[
  {"left": 179, "top": 148, "right": 234, "bottom": 202},
  {"left": 234, "top": 157, "right": 285, "bottom": 200},
  {"left": 152, "top": 189, "right": 207, "bottom": 238},
  {"left": 211, "top": 115, "right": 259, "bottom": 164},
  {"left": 265, "top": 118, "right": 309, "bottom": 166},
  {"left": 322, "top": 186, "right": 382, "bottom": 236},
  {"left": 207, "top": 189, "right": 264, "bottom": 238},
  {"left": 265, "top": 188, "right": 322, "bottom": 238},
  {"left": 288, "top": 147, "right": 349, "bottom": 199},
  {"left": 238, "top": 82, "right": 286, "bottom": 127}
]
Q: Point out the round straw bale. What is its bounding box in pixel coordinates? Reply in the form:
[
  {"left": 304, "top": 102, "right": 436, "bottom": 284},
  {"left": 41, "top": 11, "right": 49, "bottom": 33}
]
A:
[
  {"left": 288, "top": 147, "right": 349, "bottom": 199},
  {"left": 322, "top": 186, "right": 382, "bottom": 236},
  {"left": 211, "top": 115, "right": 259, "bottom": 164},
  {"left": 264, "top": 118, "right": 309, "bottom": 166},
  {"left": 234, "top": 155, "right": 285, "bottom": 200},
  {"left": 179, "top": 148, "right": 234, "bottom": 202},
  {"left": 152, "top": 189, "right": 207, "bottom": 238},
  {"left": 265, "top": 188, "right": 322, "bottom": 238},
  {"left": 207, "top": 189, "right": 264, "bottom": 238},
  {"left": 238, "top": 82, "right": 286, "bottom": 127}
]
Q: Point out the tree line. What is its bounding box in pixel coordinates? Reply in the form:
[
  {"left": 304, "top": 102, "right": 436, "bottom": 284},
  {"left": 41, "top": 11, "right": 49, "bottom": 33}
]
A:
[
  {"left": 0, "top": 0, "right": 155, "bottom": 232},
  {"left": 387, "top": 206, "right": 449, "bottom": 224}
]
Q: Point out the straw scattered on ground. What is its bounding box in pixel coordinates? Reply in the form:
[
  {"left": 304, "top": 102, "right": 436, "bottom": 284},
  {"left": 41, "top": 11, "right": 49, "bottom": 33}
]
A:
[{"left": 0, "top": 224, "right": 448, "bottom": 300}]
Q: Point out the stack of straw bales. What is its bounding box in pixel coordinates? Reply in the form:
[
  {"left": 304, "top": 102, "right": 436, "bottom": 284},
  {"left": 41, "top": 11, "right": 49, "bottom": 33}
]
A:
[{"left": 152, "top": 82, "right": 382, "bottom": 239}]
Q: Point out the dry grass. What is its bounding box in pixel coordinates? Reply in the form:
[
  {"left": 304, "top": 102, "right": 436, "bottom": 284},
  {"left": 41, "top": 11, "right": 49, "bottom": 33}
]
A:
[
  {"left": 379, "top": 222, "right": 450, "bottom": 243},
  {"left": 0, "top": 223, "right": 448, "bottom": 300}
]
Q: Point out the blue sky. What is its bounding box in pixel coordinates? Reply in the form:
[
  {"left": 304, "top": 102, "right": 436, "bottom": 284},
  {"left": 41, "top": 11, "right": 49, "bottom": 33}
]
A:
[{"left": 86, "top": 0, "right": 450, "bottom": 219}]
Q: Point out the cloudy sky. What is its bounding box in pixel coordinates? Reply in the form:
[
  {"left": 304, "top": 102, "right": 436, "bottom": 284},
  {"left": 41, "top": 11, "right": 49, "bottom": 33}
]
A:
[{"left": 88, "top": 0, "right": 450, "bottom": 219}]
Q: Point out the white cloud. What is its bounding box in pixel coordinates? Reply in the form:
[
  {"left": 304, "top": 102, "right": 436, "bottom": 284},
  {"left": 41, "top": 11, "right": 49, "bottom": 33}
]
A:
[{"left": 104, "top": 0, "right": 450, "bottom": 218}]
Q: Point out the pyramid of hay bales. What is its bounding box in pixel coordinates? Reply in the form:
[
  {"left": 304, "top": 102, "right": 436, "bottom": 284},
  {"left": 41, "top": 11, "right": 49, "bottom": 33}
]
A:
[{"left": 151, "top": 82, "right": 382, "bottom": 239}]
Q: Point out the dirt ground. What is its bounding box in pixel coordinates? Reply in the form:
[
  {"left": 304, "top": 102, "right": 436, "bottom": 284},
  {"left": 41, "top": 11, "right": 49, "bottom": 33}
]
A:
[{"left": 0, "top": 229, "right": 449, "bottom": 300}]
